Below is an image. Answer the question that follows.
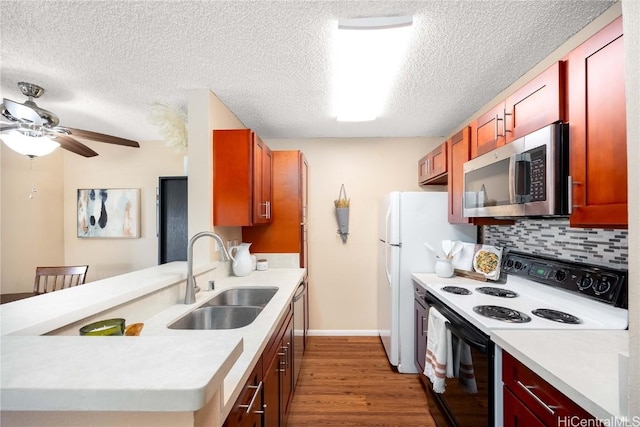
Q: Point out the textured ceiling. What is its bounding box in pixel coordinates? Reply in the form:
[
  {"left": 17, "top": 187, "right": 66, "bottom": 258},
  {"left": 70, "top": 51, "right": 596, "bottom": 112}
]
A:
[{"left": 0, "top": 1, "right": 615, "bottom": 142}]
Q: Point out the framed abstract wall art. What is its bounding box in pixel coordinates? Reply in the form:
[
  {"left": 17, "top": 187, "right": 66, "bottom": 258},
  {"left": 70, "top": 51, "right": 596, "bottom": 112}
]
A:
[{"left": 77, "top": 188, "right": 140, "bottom": 238}]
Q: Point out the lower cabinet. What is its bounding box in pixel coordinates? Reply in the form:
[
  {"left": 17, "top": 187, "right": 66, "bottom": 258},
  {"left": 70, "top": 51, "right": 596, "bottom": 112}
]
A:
[
  {"left": 224, "top": 359, "right": 264, "bottom": 427},
  {"left": 225, "top": 304, "right": 294, "bottom": 427},
  {"left": 414, "top": 287, "right": 428, "bottom": 373},
  {"left": 502, "top": 351, "right": 598, "bottom": 427},
  {"left": 263, "top": 312, "right": 293, "bottom": 426}
]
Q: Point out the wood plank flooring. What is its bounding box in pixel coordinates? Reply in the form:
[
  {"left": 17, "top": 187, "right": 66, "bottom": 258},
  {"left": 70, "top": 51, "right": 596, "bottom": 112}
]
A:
[{"left": 287, "top": 336, "right": 436, "bottom": 426}]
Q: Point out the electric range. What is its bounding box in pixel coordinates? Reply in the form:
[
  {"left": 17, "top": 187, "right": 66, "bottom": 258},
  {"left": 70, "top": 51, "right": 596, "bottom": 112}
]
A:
[
  {"left": 414, "top": 251, "right": 628, "bottom": 427},
  {"left": 425, "top": 251, "right": 628, "bottom": 335}
]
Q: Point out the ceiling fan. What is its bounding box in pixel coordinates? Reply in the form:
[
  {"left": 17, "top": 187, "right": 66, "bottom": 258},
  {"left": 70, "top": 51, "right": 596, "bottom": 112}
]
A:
[{"left": 0, "top": 82, "right": 140, "bottom": 157}]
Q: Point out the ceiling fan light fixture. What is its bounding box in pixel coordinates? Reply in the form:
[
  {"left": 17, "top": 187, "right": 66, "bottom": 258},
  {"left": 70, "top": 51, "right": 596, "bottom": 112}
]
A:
[
  {"left": 332, "top": 15, "right": 413, "bottom": 122},
  {"left": 1, "top": 130, "right": 60, "bottom": 157}
]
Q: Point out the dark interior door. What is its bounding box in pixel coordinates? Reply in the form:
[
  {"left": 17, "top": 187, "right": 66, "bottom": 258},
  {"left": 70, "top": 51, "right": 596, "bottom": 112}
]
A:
[{"left": 158, "top": 176, "right": 188, "bottom": 264}]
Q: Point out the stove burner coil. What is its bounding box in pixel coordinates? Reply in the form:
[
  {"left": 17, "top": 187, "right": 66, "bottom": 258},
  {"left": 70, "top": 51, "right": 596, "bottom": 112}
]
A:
[
  {"left": 476, "top": 287, "right": 518, "bottom": 298},
  {"left": 473, "top": 305, "right": 531, "bottom": 323},
  {"left": 441, "top": 286, "right": 472, "bottom": 295},
  {"left": 532, "top": 308, "right": 582, "bottom": 324}
]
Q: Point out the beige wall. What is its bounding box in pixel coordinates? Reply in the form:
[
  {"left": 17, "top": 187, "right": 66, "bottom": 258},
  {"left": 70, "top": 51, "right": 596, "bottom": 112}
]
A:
[
  {"left": 1, "top": 147, "right": 65, "bottom": 293},
  {"left": 187, "top": 89, "right": 246, "bottom": 267},
  {"left": 266, "top": 137, "right": 442, "bottom": 332},
  {"left": 62, "top": 140, "right": 183, "bottom": 282}
]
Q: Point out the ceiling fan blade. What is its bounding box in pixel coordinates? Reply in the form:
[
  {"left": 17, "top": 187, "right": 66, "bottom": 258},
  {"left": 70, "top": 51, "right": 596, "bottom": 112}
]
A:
[
  {"left": 51, "top": 134, "right": 99, "bottom": 157},
  {"left": 2, "top": 98, "right": 44, "bottom": 125},
  {"left": 65, "top": 127, "right": 140, "bottom": 148}
]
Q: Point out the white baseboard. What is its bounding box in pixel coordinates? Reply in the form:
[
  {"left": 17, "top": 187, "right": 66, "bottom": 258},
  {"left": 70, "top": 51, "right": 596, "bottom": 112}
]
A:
[{"left": 307, "top": 329, "right": 379, "bottom": 336}]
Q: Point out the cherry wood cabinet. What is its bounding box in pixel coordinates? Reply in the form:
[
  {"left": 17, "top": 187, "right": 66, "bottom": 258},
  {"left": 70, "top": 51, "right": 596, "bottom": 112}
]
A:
[
  {"left": 471, "top": 103, "right": 505, "bottom": 159},
  {"left": 213, "top": 129, "right": 273, "bottom": 226},
  {"left": 262, "top": 305, "right": 294, "bottom": 427},
  {"left": 414, "top": 286, "right": 428, "bottom": 373},
  {"left": 503, "top": 388, "right": 546, "bottom": 427},
  {"left": 502, "top": 351, "right": 599, "bottom": 427},
  {"left": 224, "top": 359, "right": 264, "bottom": 427},
  {"left": 567, "top": 16, "right": 626, "bottom": 228},
  {"left": 242, "top": 151, "right": 308, "bottom": 268},
  {"left": 225, "top": 305, "right": 294, "bottom": 427},
  {"left": 505, "top": 61, "right": 566, "bottom": 144},
  {"left": 418, "top": 142, "right": 447, "bottom": 185},
  {"left": 471, "top": 62, "right": 566, "bottom": 159},
  {"left": 447, "top": 127, "right": 472, "bottom": 224}
]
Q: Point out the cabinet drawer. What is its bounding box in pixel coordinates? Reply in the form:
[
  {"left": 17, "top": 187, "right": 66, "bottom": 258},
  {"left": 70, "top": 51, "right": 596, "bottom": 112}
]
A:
[
  {"left": 503, "top": 387, "right": 545, "bottom": 427},
  {"left": 502, "top": 351, "right": 598, "bottom": 426}
]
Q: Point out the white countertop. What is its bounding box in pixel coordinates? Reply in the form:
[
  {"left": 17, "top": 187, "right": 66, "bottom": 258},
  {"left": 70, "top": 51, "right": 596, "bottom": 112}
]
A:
[
  {"left": 412, "top": 272, "right": 630, "bottom": 421},
  {"left": 0, "top": 263, "right": 306, "bottom": 415},
  {"left": 492, "top": 329, "right": 629, "bottom": 421}
]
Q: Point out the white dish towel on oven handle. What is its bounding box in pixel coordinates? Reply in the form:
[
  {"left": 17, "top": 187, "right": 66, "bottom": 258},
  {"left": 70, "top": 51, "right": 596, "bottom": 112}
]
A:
[
  {"left": 424, "top": 307, "right": 454, "bottom": 393},
  {"left": 454, "top": 340, "right": 478, "bottom": 393}
]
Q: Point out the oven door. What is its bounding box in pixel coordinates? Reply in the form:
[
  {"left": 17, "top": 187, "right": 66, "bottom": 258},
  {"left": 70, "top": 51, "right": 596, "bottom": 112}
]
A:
[{"left": 423, "top": 293, "right": 494, "bottom": 427}]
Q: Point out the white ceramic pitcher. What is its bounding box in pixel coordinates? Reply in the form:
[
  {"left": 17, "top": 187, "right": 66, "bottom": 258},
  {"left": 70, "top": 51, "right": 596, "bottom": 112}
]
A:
[{"left": 231, "top": 242, "right": 253, "bottom": 277}]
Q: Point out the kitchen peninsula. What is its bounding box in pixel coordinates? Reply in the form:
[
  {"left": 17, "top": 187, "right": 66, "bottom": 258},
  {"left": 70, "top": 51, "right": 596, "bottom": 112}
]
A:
[{"left": 0, "top": 262, "right": 305, "bottom": 427}]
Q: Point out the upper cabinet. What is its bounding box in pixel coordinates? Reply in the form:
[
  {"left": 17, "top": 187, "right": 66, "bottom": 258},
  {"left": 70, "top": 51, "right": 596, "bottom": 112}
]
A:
[
  {"left": 447, "top": 127, "right": 471, "bottom": 224},
  {"left": 243, "top": 151, "right": 309, "bottom": 268},
  {"left": 567, "top": 16, "right": 627, "bottom": 228},
  {"left": 213, "top": 129, "right": 273, "bottom": 226},
  {"left": 505, "top": 61, "right": 566, "bottom": 143},
  {"left": 418, "top": 141, "right": 447, "bottom": 185},
  {"left": 471, "top": 61, "right": 566, "bottom": 159}
]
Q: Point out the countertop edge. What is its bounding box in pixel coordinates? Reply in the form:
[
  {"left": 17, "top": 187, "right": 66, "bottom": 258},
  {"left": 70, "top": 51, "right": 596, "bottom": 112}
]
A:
[{"left": 492, "top": 330, "right": 628, "bottom": 422}]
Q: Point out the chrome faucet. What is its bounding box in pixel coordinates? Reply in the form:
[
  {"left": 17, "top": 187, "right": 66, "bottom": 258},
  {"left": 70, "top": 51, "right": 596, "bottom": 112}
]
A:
[{"left": 185, "top": 231, "right": 234, "bottom": 304}]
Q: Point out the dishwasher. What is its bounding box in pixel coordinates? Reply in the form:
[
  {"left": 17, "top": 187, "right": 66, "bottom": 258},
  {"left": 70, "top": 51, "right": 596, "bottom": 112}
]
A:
[{"left": 292, "top": 280, "right": 307, "bottom": 387}]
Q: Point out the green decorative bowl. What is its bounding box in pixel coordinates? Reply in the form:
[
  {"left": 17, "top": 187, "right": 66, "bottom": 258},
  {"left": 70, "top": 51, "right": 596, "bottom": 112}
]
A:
[{"left": 79, "top": 318, "right": 125, "bottom": 336}]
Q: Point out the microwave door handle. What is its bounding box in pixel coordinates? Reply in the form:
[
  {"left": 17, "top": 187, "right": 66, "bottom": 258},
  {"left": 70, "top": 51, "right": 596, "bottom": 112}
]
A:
[
  {"left": 514, "top": 153, "right": 532, "bottom": 203},
  {"left": 508, "top": 154, "right": 517, "bottom": 204}
]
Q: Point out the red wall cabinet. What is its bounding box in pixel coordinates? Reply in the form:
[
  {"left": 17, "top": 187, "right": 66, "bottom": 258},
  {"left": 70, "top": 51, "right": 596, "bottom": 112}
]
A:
[
  {"left": 213, "top": 129, "right": 273, "bottom": 226},
  {"left": 567, "top": 16, "right": 627, "bottom": 228}
]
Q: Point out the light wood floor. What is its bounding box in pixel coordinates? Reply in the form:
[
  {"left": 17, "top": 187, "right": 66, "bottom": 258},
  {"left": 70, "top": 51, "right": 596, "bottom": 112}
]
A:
[{"left": 287, "top": 336, "right": 437, "bottom": 426}]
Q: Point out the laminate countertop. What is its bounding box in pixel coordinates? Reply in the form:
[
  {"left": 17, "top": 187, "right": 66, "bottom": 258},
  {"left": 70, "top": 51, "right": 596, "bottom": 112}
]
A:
[
  {"left": 492, "top": 329, "right": 629, "bottom": 422},
  {"left": 0, "top": 263, "right": 305, "bottom": 416}
]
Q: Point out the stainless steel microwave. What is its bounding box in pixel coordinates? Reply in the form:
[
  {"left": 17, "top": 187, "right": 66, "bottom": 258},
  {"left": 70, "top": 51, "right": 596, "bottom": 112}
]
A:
[{"left": 463, "top": 122, "right": 569, "bottom": 218}]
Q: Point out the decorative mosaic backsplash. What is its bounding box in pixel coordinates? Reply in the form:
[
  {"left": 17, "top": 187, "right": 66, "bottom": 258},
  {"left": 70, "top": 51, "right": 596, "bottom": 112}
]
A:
[{"left": 482, "top": 218, "right": 628, "bottom": 268}]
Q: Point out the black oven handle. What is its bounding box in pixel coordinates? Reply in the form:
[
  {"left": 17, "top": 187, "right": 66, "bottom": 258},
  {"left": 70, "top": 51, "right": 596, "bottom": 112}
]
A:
[{"left": 445, "top": 322, "right": 488, "bottom": 353}]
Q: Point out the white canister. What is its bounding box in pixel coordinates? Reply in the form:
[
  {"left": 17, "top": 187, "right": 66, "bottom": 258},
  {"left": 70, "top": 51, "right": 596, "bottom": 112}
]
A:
[
  {"left": 435, "top": 257, "right": 454, "bottom": 278},
  {"left": 256, "top": 259, "right": 268, "bottom": 271}
]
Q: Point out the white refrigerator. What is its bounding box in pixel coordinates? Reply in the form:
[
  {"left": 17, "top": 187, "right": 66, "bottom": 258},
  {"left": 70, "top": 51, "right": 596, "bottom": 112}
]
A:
[{"left": 377, "top": 191, "right": 477, "bottom": 373}]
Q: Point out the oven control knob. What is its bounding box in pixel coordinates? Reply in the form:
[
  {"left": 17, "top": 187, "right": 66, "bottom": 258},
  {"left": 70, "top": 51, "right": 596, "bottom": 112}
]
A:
[
  {"left": 594, "top": 278, "right": 611, "bottom": 295},
  {"left": 505, "top": 259, "right": 514, "bottom": 269},
  {"left": 554, "top": 270, "right": 567, "bottom": 282},
  {"left": 577, "top": 275, "right": 593, "bottom": 290},
  {"left": 514, "top": 261, "right": 523, "bottom": 271}
]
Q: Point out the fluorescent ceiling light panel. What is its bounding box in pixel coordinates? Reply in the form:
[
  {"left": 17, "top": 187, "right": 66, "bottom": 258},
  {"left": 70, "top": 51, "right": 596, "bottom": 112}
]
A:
[{"left": 333, "top": 15, "right": 413, "bottom": 122}]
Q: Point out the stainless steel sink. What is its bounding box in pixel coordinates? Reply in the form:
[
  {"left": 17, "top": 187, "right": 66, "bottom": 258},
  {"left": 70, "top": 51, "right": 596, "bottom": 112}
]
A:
[
  {"left": 203, "top": 287, "right": 278, "bottom": 308},
  {"left": 168, "top": 306, "right": 263, "bottom": 330}
]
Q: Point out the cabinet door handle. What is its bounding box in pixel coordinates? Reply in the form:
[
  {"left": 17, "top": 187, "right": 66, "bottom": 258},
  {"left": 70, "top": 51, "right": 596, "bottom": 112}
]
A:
[
  {"left": 503, "top": 108, "right": 512, "bottom": 135},
  {"left": 421, "top": 316, "right": 428, "bottom": 336},
  {"left": 516, "top": 380, "right": 557, "bottom": 416},
  {"left": 265, "top": 201, "right": 271, "bottom": 219},
  {"left": 495, "top": 114, "right": 505, "bottom": 138},
  {"left": 238, "top": 381, "right": 263, "bottom": 415}
]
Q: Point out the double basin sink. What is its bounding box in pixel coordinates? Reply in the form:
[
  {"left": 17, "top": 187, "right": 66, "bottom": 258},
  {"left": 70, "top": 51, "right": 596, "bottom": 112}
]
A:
[{"left": 168, "top": 287, "right": 278, "bottom": 330}]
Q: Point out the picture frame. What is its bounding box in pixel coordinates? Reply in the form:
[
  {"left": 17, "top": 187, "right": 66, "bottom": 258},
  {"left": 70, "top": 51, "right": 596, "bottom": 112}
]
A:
[{"left": 77, "top": 188, "right": 140, "bottom": 238}]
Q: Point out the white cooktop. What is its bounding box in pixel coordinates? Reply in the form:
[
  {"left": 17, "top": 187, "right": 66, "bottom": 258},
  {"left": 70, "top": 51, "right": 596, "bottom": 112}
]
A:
[{"left": 412, "top": 274, "right": 628, "bottom": 335}]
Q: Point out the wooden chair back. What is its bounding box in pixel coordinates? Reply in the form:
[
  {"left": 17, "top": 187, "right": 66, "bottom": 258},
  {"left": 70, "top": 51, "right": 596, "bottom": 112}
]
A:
[{"left": 33, "top": 265, "right": 89, "bottom": 294}]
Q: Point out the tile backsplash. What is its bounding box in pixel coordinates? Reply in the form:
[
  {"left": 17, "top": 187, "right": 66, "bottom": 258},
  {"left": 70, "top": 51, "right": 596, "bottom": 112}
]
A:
[{"left": 482, "top": 218, "right": 628, "bottom": 268}]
